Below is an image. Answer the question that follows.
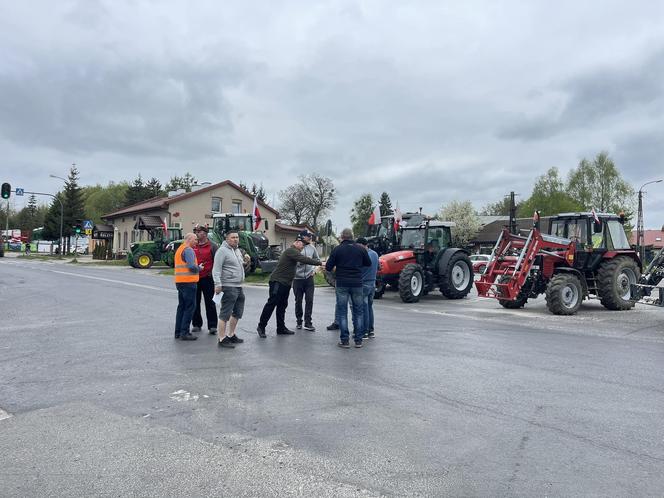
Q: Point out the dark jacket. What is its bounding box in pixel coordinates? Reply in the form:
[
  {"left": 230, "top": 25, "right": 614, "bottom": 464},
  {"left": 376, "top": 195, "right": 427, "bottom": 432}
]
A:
[
  {"left": 270, "top": 247, "right": 321, "bottom": 286},
  {"left": 325, "top": 240, "right": 372, "bottom": 287}
]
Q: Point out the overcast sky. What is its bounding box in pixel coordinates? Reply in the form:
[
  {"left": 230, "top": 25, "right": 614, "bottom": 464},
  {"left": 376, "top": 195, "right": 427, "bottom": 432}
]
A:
[{"left": 2, "top": 0, "right": 664, "bottom": 230}]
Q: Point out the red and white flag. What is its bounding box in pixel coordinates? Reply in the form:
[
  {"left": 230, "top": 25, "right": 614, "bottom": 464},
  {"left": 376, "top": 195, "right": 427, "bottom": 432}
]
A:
[
  {"left": 368, "top": 204, "right": 381, "bottom": 225},
  {"left": 591, "top": 207, "right": 600, "bottom": 223},
  {"left": 162, "top": 218, "right": 169, "bottom": 239},
  {"left": 252, "top": 196, "right": 262, "bottom": 230},
  {"left": 394, "top": 203, "right": 402, "bottom": 231}
]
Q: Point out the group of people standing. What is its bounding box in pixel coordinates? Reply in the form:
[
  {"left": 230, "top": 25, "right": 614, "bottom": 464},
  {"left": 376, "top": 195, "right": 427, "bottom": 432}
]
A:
[{"left": 173, "top": 225, "right": 379, "bottom": 349}]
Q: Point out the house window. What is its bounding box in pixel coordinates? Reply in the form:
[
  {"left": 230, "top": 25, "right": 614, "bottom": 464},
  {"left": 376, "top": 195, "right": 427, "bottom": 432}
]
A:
[
  {"left": 232, "top": 200, "right": 242, "bottom": 213},
  {"left": 211, "top": 197, "right": 222, "bottom": 213},
  {"left": 123, "top": 231, "right": 128, "bottom": 250},
  {"left": 131, "top": 230, "right": 136, "bottom": 243}
]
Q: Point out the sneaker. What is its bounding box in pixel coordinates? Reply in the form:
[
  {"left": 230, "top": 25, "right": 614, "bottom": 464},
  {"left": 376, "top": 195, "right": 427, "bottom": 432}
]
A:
[
  {"left": 180, "top": 333, "right": 198, "bottom": 341},
  {"left": 208, "top": 327, "right": 218, "bottom": 335},
  {"left": 296, "top": 322, "right": 302, "bottom": 330},
  {"left": 218, "top": 336, "right": 235, "bottom": 348},
  {"left": 191, "top": 326, "right": 202, "bottom": 332},
  {"left": 276, "top": 328, "right": 295, "bottom": 335},
  {"left": 327, "top": 322, "right": 340, "bottom": 331},
  {"left": 337, "top": 341, "right": 350, "bottom": 349},
  {"left": 257, "top": 325, "right": 267, "bottom": 338},
  {"left": 229, "top": 334, "right": 244, "bottom": 344},
  {"left": 303, "top": 324, "right": 315, "bottom": 331},
  {"left": 174, "top": 332, "right": 180, "bottom": 339},
  {"left": 354, "top": 341, "right": 363, "bottom": 348},
  {"left": 362, "top": 332, "right": 369, "bottom": 339},
  {"left": 367, "top": 331, "right": 375, "bottom": 338}
]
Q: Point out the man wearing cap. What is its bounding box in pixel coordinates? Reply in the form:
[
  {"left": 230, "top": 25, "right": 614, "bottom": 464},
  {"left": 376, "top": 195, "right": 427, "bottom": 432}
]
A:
[
  {"left": 293, "top": 230, "right": 319, "bottom": 331},
  {"left": 356, "top": 237, "right": 379, "bottom": 339},
  {"left": 257, "top": 236, "right": 322, "bottom": 337},
  {"left": 191, "top": 224, "right": 219, "bottom": 335}
]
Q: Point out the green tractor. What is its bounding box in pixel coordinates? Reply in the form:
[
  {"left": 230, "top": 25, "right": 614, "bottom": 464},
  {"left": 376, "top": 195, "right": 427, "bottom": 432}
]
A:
[
  {"left": 128, "top": 226, "right": 183, "bottom": 269},
  {"left": 207, "top": 213, "right": 281, "bottom": 273}
]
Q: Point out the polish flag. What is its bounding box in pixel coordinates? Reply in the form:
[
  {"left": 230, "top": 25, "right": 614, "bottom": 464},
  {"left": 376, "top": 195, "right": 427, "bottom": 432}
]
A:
[
  {"left": 394, "top": 203, "right": 403, "bottom": 231},
  {"left": 368, "top": 204, "right": 381, "bottom": 225},
  {"left": 591, "top": 207, "right": 600, "bottom": 223},
  {"left": 252, "top": 196, "right": 262, "bottom": 230},
  {"left": 162, "top": 218, "right": 169, "bottom": 239}
]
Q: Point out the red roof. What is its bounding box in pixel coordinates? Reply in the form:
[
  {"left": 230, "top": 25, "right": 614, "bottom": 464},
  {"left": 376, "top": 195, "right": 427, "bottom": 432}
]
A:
[
  {"left": 630, "top": 230, "right": 664, "bottom": 248},
  {"left": 102, "top": 180, "right": 279, "bottom": 219}
]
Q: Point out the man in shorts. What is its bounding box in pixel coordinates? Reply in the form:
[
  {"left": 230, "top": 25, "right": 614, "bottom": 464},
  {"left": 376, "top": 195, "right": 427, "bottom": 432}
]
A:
[{"left": 212, "top": 230, "right": 247, "bottom": 349}]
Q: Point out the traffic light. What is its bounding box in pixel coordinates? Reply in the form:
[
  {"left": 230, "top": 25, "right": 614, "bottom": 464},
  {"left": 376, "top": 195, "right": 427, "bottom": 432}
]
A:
[{"left": 1, "top": 183, "right": 10, "bottom": 199}]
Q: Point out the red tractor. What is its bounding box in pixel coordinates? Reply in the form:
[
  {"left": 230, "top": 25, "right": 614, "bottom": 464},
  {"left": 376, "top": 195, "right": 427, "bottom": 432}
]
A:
[
  {"left": 376, "top": 219, "right": 474, "bottom": 302},
  {"left": 476, "top": 212, "right": 641, "bottom": 315}
]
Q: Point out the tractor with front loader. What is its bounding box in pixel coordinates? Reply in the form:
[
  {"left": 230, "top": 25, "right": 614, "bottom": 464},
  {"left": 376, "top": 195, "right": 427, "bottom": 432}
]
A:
[
  {"left": 475, "top": 212, "right": 642, "bottom": 315},
  {"left": 375, "top": 218, "right": 474, "bottom": 302}
]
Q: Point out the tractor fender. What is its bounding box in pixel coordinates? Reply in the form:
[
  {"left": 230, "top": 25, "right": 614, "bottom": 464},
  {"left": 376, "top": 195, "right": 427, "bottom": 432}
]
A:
[
  {"left": 437, "top": 248, "right": 469, "bottom": 276},
  {"left": 552, "top": 266, "right": 589, "bottom": 297}
]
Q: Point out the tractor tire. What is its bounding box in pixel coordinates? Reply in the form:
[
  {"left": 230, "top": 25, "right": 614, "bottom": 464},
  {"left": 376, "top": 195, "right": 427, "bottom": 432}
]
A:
[
  {"left": 324, "top": 270, "right": 336, "bottom": 287},
  {"left": 545, "top": 273, "right": 582, "bottom": 315},
  {"left": 135, "top": 252, "right": 154, "bottom": 269},
  {"left": 439, "top": 252, "right": 474, "bottom": 299},
  {"left": 399, "top": 263, "right": 424, "bottom": 303},
  {"left": 498, "top": 276, "right": 529, "bottom": 309},
  {"left": 596, "top": 256, "right": 639, "bottom": 310}
]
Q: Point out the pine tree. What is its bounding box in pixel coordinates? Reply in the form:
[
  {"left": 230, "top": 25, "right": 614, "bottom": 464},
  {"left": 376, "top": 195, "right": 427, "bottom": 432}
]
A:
[
  {"left": 350, "top": 193, "right": 374, "bottom": 237},
  {"left": 379, "top": 192, "right": 393, "bottom": 217},
  {"left": 42, "top": 193, "right": 64, "bottom": 241},
  {"left": 63, "top": 165, "right": 85, "bottom": 254},
  {"left": 145, "top": 177, "right": 163, "bottom": 198},
  {"left": 124, "top": 175, "right": 149, "bottom": 206}
]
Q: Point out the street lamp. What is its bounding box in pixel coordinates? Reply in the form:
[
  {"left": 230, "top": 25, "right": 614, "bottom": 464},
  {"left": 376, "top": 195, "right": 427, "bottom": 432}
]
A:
[
  {"left": 49, "top": 174, "right": 67, "bottom": 257},
  {"left": 637, "top": 179, "right": 663, "bottom": 263}
]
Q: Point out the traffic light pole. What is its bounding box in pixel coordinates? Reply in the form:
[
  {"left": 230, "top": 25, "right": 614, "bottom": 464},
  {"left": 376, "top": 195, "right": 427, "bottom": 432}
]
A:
[
  {"left": 4, "top": 199, "right": 8, "bottom": 251},
  {"left": 20, "top": 190, "right": 64, "bottom": 258}
]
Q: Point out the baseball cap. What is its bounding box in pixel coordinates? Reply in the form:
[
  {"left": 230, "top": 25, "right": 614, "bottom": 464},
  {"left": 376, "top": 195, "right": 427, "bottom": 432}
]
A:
[
  {"left": 193, "top": 224, "right": 208, "bottom": 233},
  {"left": 299, "top": 230, "right": 312, "bottom": 238},
  {"left": 356, "top": 237, "right": 368, "bottom": 245}
]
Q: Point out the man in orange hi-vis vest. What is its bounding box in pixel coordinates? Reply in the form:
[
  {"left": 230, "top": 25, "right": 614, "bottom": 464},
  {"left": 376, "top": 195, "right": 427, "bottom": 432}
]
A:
[{"left": 174, "top": 233, "right": 202, "bottom": 341}]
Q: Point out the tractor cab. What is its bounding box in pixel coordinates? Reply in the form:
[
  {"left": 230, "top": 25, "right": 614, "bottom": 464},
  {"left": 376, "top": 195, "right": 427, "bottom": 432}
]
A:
[{"left": 365, "top": 212, "right": 427, "bottom": 256}]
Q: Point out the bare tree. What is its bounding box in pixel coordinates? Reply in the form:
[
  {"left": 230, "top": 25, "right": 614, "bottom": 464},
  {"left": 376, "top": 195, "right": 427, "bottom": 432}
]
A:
[
  {"left": 301, "top": 173, "right": 336, "bottom": 229},
  {"left": 278, "top": 183, "right": 310, "bottom": 225}
]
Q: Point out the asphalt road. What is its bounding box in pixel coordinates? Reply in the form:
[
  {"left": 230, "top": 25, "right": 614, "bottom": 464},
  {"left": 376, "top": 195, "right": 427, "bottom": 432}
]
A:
[{"left": 1, "top": 257, "right": 663, "bottom": 497}]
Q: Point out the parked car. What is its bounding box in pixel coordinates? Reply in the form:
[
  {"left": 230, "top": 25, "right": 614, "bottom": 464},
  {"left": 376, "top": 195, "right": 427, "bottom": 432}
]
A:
[{"left": 469, "top": 254, "right": 491, "bottom": 274}]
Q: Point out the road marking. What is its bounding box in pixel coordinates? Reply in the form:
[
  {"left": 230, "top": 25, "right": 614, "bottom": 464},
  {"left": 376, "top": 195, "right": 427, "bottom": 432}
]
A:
[
  {"left": 0, "top": 408, "right": 12, "bottom": 421},
  {"left": 46, "top": 269, "right": 175, "bottom": 293}
]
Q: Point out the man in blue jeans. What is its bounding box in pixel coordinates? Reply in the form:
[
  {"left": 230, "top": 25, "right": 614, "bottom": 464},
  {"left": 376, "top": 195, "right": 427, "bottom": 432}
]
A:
[
  {"left": 356, "top": 237, "right": 379, "bottom": 339},
  {"left": 325, "top": 228, "right": 371, "bottom": 348}
]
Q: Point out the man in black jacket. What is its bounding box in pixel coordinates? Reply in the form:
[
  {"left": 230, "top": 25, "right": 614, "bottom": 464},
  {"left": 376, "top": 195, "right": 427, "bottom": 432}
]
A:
[
  {"left": 257, "top": 237, "right": 321, "bottom": 337},
  {"left": 325, "top": 228, "right": 371, "bottom": 348}
]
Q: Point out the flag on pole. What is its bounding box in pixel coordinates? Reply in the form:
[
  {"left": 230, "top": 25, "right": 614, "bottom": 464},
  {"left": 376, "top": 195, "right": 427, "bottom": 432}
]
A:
[
  {"left": 394, "top": 203, "right": 403, "bottom": 231},
  {"left": 591, "top": 207, "right": 600, "bottom": 223},
  {"left": 252, "top": 196, "right": 262, "bottom": 230},
  {"left": 162, "top": 218, "right": 169, "bottom": 239},
  {"left": 368, "top": 204, "right": 381, "bottom": 225}
]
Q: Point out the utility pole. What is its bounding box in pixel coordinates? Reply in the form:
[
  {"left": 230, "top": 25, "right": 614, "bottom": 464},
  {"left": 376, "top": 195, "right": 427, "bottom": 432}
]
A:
[
  {"left": 509, "top": 191, "right": 517, "bottom": 235},
  {"left": 637, "top": 179, "right": 663, "bottom": 263}
]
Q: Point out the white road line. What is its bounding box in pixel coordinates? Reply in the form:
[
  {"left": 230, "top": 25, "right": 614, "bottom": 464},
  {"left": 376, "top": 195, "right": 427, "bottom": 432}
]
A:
[{"left": 46, "top": 269, "right": 175, "bottom": 293}]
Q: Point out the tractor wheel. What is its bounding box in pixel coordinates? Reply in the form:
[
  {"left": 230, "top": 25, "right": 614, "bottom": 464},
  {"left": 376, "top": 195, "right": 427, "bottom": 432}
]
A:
[
  {"left": 596, "top": 256, "right": 639, "bottom": 310},
  {"left": 439, "top": 252, "right": 473, "bottom": 299},
  {"left": 498, "top": 276, "right": 529, "bottom": 309},
  {"left": 545, "top": 273, "right": 582, "bottom": 315},
  {"left": 324, "top": 270, "right": 336, "bottom": 287},
  {"left": 399, "top": 263, "right": 424, "bottom": 303},
  {"left": 135, "top": 253, "right": 153, "bottom": 269}
]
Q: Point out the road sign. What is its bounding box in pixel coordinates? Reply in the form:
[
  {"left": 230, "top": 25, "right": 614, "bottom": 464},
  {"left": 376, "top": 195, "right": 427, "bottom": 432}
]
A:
[
  {"left": 83, "top": 220, "right": 93, "bottom": 230},
  {"left": 15, "top": 188, "right": 24, "bottom": 196},
  {"left": 85, "top": 229, "right": 92, "bottom": 236}
]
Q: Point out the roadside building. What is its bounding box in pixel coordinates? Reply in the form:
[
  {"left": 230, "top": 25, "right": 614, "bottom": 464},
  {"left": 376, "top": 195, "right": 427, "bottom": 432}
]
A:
[
  {"left": 469, "top": 216, "right": 551, "bottom": 254},
  {"left": 102, "top": 180, "right": 291, "bottom": 256}
]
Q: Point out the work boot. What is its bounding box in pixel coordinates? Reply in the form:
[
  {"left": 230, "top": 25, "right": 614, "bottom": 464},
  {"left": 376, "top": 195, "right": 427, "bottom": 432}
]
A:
[{"left": 257, "top": 325, "right": 267, "bottom": 338}]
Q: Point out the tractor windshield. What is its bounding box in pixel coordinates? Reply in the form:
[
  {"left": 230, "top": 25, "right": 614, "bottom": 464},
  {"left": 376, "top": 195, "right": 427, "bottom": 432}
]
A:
[
  {"left": 606, "top": 220, "right": 630, "bottom": 250},
  {"left": 549, "top": 219, "right": 589, "bottom": 244},
  {"left": 215, "top": 216, "right": 253, "bottom": 233},
  {"left": 401, "top": 228, "right": 424, "bottom": 249},
  {"left": 426, "top": 227, "right": 451, "bottom": 251}
]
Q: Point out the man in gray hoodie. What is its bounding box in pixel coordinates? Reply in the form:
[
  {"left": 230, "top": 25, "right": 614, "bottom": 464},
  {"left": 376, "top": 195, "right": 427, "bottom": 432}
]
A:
[
  {"left": 292, "top": 230, "right": 319, "bottom": 331},
  {"left": 212, "top": 230, "right": 248, "bottom": 349}
]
